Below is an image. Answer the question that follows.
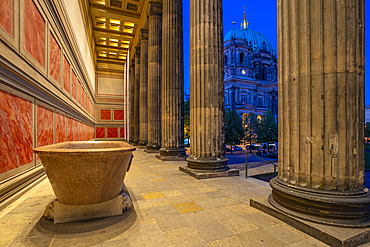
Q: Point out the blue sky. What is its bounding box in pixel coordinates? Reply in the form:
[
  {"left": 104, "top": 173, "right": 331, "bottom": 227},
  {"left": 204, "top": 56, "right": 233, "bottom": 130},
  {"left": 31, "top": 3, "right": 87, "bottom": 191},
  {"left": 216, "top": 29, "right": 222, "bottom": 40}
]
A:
[{"left": 182, "top": 0, "right": 370, "bottom": 105}]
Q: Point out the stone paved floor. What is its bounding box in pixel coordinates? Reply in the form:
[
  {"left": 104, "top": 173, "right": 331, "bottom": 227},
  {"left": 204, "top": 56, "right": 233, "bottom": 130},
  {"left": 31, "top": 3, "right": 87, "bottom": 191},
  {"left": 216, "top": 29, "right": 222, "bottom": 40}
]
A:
[{"left": 0, "top": 149, "right": 330, "bottom": 247}]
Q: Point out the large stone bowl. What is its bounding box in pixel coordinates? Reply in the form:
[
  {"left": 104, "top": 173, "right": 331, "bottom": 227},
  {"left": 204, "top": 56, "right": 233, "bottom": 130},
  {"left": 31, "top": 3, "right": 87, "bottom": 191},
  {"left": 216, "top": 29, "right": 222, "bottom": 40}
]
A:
[{"left": 33, "top": 141, "right": 135, "bottom": 206}]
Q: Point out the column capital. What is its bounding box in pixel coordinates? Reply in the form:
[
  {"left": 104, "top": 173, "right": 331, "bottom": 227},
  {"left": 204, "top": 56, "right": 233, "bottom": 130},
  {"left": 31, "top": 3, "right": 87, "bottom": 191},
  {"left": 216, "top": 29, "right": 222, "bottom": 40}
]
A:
[
  {"left": 147, "top": 1, "right": 162, "bottom": 17},
  {"left": 134, "top": 45, "right": 140, "bottom": 55},
  {"left": 140, "top": 28, "right": 149, "bottom": 41}
]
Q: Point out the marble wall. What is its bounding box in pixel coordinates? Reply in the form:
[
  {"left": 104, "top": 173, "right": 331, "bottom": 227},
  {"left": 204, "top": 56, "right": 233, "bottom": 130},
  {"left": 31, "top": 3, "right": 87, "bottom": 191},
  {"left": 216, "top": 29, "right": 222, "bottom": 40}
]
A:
[
  {"left": 67, "top": 117, "right": 73, "bottom": 141},
  {"left": 56, "top": 112, "right": 66, "bottom": 143},
  {"left": 63, "top": 56, "right": 70, "bottom": 93},
  {"left": 0, "top": 0, "right": 14, "bottom": 37},
  {"left": 24, "top": 0, "right": 45, "bottom": 68},
  {"left": 0, "top": 0, "right": 96, "bottom": 179},
  {"left": 0, "top": 89, "right": 33, "bottom": 174},
  {"left": 95, "top": 74, "right": 127, "bottom": 140},
  {"left": 96, "top": 127, "right": 105, "bottom": 139},
  {"left": 49, "top": 32, "right": 61, "bottom": 84},
  {"left": 36, "top": 105, "right": 54, "bottom": 148},
  {"left": 72, "top": 71, "right": 77, "bottom": 100}
]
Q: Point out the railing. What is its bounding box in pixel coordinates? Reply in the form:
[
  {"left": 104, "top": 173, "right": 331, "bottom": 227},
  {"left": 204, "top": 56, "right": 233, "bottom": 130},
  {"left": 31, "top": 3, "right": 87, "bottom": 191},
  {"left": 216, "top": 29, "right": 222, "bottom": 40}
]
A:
[{"left": 245, "top": 152, "right": 278, "bottom": 178}]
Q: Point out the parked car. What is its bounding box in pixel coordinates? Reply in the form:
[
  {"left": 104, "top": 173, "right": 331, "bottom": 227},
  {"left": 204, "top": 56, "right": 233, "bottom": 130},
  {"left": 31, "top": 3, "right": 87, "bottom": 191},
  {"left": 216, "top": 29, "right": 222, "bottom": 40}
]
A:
[
  {"left": 233, "top": 146, "right": 243, "bottom": 151},
  {"left": 254, "top": 144, "right": 262, "bottom": 151},
  {"left": 225, "top": 147, "right": 231, "bottom": 152}
]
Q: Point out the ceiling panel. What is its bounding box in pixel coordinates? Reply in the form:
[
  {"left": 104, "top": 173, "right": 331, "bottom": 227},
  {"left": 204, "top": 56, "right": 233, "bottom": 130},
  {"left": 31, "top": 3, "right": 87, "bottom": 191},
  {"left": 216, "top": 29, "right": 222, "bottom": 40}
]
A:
[{"left": 83, "top": 0, "right": 146, "bottom": 73}]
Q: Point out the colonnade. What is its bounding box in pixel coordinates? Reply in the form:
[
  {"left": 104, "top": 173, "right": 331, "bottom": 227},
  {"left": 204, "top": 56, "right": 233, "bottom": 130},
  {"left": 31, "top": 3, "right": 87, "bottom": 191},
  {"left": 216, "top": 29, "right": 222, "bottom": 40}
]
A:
[{"left": 128, "top": 0, "right": 370, "bottom": 227}]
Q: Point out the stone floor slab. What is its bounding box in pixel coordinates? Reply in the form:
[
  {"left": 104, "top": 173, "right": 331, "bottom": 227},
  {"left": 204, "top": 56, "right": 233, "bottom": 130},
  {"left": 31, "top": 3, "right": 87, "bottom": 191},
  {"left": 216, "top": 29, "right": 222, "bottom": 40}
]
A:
[{"left": 173, "top": 201, "right": 203, "bottom": 214}]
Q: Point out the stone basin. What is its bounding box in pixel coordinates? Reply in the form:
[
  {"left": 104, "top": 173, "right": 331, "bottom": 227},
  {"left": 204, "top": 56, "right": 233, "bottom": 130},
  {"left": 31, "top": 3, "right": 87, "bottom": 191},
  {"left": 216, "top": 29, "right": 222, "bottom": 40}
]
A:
[{"left": 33, "top": 141, "right": 135, "bottom": 206}]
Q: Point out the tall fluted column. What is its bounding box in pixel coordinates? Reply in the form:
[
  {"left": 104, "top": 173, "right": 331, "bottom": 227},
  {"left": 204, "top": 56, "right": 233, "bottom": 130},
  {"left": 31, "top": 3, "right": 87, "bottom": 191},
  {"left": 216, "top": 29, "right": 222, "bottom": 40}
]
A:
[
  {"left": 133, "top": 46, "right": 140, "bottom": 145},
  {"left": 184, "top": 0, "right": 229, "bottom": 172},
  {"left": 138, "top": 29, "right": 149, "bottom": 149},
  {"left": 269, "top": 0, "right": 370, "bottom": 227},
  {"left": 129, "top": 58, "right": 135, "bottom": 143},
  {"left": 156, "top": 0, "right": 186, "bottom": 161},
  {"left": 146, "top": 1, "right": 162, "bottom": 153}
]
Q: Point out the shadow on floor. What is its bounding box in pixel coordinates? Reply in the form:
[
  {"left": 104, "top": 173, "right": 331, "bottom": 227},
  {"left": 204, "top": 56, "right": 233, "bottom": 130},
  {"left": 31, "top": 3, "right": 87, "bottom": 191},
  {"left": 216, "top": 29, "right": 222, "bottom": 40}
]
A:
[{"left": 22, "top": 207, "right": 137, "bottom": 247}]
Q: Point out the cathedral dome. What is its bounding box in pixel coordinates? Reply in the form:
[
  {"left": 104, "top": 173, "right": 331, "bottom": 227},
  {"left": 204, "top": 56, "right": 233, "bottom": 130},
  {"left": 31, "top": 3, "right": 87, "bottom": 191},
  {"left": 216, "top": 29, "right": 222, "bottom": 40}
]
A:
[
  {"left": 224, "top": 7, "right": 276, "bottom": 56},
  {"left": 224, "top": 26, "right": 246, "bottom": 42},
  {"left": 243, "top": 28, "right": 274, "bottom": 54}
]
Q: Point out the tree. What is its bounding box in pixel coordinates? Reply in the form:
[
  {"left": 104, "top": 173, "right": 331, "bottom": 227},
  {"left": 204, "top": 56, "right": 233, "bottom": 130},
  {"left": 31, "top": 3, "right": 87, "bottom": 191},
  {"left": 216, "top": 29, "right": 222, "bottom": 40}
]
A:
[
  {"left": 225, "top": 110, "right": 244, "bottom": 154},
  {"left": 244, "top": 112, "right": 258, "bottom": 153},
  {"left": 257, "top": 109, "right": 278, "bottom": 151},
  {"left": 184, "top": 93, "right": 190, "bottom": 145}
]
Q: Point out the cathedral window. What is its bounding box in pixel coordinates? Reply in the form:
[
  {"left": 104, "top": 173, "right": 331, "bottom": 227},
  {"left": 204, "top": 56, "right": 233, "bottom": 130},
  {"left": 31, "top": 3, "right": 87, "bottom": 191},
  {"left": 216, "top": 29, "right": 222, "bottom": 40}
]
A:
[
  {"left": 240, "top": 53, "right": 244, "bottom": 64},
  {"left": 224, "top": 55, "right": 227, "bottom": 65}
]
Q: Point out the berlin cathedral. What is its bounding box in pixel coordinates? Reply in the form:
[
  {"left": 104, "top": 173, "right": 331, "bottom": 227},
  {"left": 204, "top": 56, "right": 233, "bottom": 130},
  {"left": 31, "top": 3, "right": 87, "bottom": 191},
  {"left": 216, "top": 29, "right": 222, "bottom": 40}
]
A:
[{"left": 224, "top": 9, "right": 278, "bottom": 120}]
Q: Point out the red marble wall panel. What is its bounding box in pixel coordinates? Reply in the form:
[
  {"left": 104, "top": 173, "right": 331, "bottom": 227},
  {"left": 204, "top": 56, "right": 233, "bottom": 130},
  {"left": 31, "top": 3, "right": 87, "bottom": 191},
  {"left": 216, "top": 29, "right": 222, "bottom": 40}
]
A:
[
  {"left": 37, "top": 105, "right": 54, "bottom": 148},
  {"left": 79, "top": 122, "right": 83, "bottom": 141},
  {"left": 85, "top": 92, "right": 87, "bottom": 111},
  {"left": 0, "top": 0, "right": 14, "bottom": 37},
  {"left": 120, "top": 127, "right": 125, "bottom": 139},
  {"left": 107, "top": 127, "right": 118, "bottom": 138},
  {"left": 83, "top": 90, "right": 86, "bottom": 110},
  {"left": 49, "top": 32, "right": 61, "bottom": 83},
  {"left": 82, "top": 123, "right": 85, "bottom": 141},
  {"left": 67, "top": 117, "right": 73, "bottom": 141},
  {"left": 74, "top": 119, "right": 78, "bottom": 141},
  {"left": 71, "top": 71, "right": 77, "bottom": 100},
  {"left": 91, "top": 126, "right": 94, "bottom": 140},
  {"left": 24, "top": 0, "right": 45, "bottom": 67},
  {"left": 77, "top": 80, "right": 81, "bottom": 105},
  {"left": 63, "top": 56, "right": 70, "bottom": 93},
  {"left": 96, "top": 127, "right": 105, "bottom": 138},
  {"left": 0, "top": 89, "right": 33, "bottom": 174},
  {"left": 100, "top": 109, "right": 111, "bottom": 120},
  {"left": 55, "top": 112, "right": 66, "bottom": 143},
  {"left": 88, "top": 102, "right": 91, "bottom": 116},
  {"left": 114, "top": 110, "right": 124, "bottom": 121}
]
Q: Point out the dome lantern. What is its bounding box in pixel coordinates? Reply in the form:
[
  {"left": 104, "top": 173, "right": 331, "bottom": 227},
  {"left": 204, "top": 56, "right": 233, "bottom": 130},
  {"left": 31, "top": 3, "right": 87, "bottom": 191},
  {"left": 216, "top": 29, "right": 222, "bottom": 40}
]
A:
[{"left": 241, "top": 5, "right": 249, "bottom": 31}]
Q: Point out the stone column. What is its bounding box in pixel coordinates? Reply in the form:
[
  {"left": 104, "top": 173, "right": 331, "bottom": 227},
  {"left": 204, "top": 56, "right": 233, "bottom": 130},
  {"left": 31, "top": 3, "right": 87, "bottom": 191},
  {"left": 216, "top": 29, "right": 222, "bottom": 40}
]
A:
[
  {"left": 184, "top": 0, "right": 234, "bottom": 175},
  {"left": 269, "top": 0, "right": 370, "bottom": 227},
  {"left": 133, "top": 46, "right": 140, "bottom": 146},
  {"left": 146, "top": 1, "right": 162, "bottom": 153},
  {"left": 156, "top": 0, "right": 186, "bottom": 161},
  {"left": 129, "top": 58, "right": 135, "bottom": 143},
  {"left": 138, "top": 29, "right": 149, "bottom": 149}
]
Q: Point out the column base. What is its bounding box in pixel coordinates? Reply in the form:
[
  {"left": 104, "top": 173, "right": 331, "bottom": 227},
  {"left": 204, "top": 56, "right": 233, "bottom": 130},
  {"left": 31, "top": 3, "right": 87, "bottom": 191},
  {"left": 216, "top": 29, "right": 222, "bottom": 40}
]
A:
[
  {"left": 133, "top": 140, "right": 139, "bottom": 146},
  {"left": 179, "top": 166, "right": 239, "bottom": 179},
  {"left": 251, "top": 195, "right": 370, "bottom": 247},
  {"left": 269, "top": 177, "right": 370, "bottom": 228},
  {"left": 137, "top": 142, "right": 147, "bottom": 149},
  {"left": 156, "top": 148, "right": 187, "bottom": 161},
  {"left": 144, "top": 144, "right": 161, "bottom": 153},
  {"left": 186, "top": 156, "right": 229, "bottom": 171}
]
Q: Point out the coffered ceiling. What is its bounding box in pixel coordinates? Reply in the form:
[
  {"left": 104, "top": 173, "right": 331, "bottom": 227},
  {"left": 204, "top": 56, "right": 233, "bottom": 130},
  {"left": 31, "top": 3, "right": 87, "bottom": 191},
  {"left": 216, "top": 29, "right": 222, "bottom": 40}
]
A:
[{"left": 80, "top": 0, "right": 149, "bottom": 74}]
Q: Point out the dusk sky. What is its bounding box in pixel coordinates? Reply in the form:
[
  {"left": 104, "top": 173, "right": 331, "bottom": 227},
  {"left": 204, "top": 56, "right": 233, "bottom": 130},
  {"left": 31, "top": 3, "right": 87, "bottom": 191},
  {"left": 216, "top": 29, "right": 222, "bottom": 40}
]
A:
[{"left": 182, "top": 1, "right": 370, "bottom": 105}]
